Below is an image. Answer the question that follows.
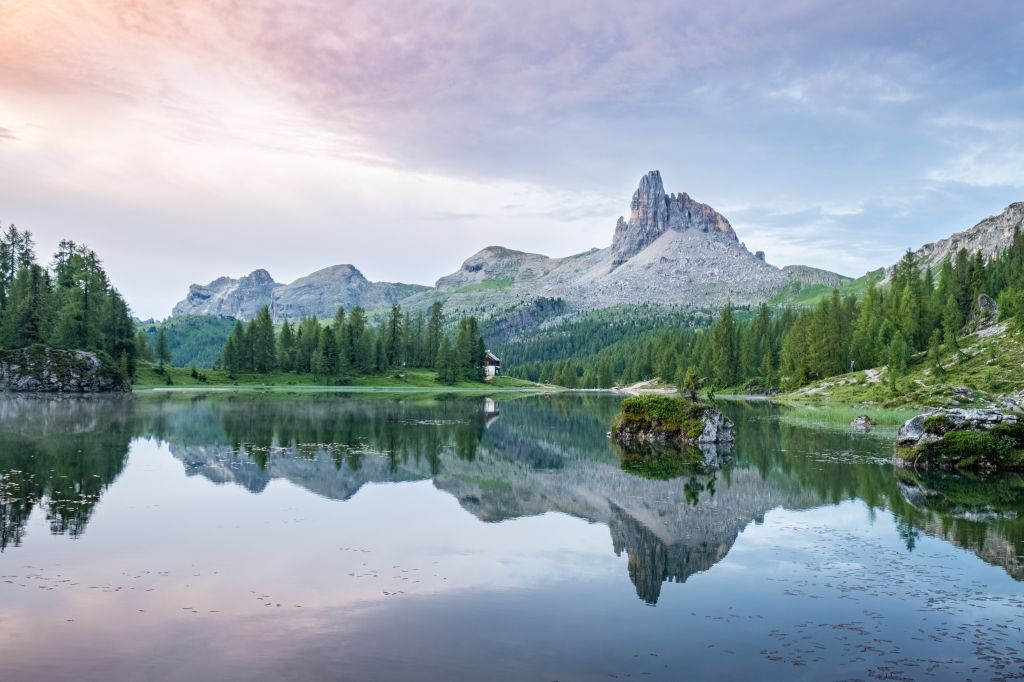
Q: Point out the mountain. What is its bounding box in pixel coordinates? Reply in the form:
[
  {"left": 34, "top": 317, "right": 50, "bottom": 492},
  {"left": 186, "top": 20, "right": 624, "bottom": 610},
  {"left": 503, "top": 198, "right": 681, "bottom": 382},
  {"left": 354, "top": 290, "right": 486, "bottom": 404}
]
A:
[
  {"left": 403, "top": 171, "right": 833, "bottom": 319},
  {"left": 172, "top": 264, "right": 428, "bottom": 322},
  {"left": 899, "top": 202, "right": 1024, "bottom": 273},
  {"left": 169, "top": 170, "right": 844, "bottom": 325}
]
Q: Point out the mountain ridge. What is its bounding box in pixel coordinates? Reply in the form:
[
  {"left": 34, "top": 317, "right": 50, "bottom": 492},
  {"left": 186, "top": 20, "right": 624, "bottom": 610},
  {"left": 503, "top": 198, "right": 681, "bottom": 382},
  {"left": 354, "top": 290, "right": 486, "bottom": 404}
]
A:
[
  {"left": 172, "top": 263, "right": 428, "bottom": 322},
  {"left": 169, "top": 171, "right": 1021, "bottom": 330},
  {"left": 893, "top": 202, "right": 1024, "bottom": 276},
  {"left": 171, "top": 171, "right": 839, "bottom": 323}
]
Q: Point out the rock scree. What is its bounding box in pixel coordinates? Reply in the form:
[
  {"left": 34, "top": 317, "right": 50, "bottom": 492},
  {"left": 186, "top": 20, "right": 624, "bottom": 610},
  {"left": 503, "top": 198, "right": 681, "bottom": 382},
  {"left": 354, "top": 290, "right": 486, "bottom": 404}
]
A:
[{"left": 0, "top": 346, "right": 129, "bottom": 393}]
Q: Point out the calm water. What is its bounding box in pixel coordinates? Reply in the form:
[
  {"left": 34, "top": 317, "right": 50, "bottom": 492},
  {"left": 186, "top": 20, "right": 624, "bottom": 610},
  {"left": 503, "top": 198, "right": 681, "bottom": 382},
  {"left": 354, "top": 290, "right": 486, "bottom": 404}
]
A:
[{"left": 1, "top": 393, "right": 1022, "bottom": 681}]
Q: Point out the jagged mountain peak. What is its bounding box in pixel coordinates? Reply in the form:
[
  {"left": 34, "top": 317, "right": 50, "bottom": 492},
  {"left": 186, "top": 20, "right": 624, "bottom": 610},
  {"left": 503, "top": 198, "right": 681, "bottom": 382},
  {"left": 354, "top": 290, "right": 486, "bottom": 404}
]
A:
[{"left": 611, "top": 170, "right": 738, "bottom": 267}]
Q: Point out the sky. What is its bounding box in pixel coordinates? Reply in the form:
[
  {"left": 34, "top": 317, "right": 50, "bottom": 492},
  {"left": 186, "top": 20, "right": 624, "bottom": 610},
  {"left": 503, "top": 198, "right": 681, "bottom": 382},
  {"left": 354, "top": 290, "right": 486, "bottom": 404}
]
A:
[{"left": 1, "top": 1, "right": 1022, "bottom": 319}]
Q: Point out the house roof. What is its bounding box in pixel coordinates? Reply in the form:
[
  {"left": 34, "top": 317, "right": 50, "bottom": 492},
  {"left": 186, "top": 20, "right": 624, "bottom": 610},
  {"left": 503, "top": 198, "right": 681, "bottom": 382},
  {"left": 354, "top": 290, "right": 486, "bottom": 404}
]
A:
[{"left": 484, "top": 350, "right": 500, "bottom": 362}]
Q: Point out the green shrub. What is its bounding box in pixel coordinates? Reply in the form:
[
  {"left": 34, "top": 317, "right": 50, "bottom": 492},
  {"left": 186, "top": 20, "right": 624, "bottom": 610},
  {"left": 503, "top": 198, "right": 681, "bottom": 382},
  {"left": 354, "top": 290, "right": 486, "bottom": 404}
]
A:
[
  {"left": 992, "top": 420, "right": 1024, "bottom": 447},
  {"left": 923, "top": 414, "right": 954, "bottom": 435},
  {"left": 916, "top": 430, "right": 1022, "bottom": 469},
  {"left": 617, "top": 395, "right": 706, "bottom": 438}
]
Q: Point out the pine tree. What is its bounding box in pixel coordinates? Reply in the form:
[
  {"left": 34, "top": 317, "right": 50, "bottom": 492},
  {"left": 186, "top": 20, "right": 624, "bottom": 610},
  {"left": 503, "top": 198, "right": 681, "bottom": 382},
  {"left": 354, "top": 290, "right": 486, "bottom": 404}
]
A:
[
  {"left": 384, "top": 304, "right": 403, "bottom": 366},
  {"left": 426, "top": 302, "right": 443, "bottom": 368},
  {"left": 249, "top": 307, "right": 276, "bottom": 373},
  {"left": 277, "top": 320, "right": 296, "bottom": 372},
  {"left": 135, "top": 330, "right": 153, "bottom": 362},
  {"left": 436, "top": 334, "right": 456, "bottom": 385},
  {"left": 888, "top": 330, "right": 910, "bottom": 377},
  {"left": 710, "top": 303, "right": 740, "bottom": 386},
  {"left": 156, "top": 327, "right": 171, "bottom": 369},
  {"left": 942, "top": 295, "right": 961, "bottom": 351}
]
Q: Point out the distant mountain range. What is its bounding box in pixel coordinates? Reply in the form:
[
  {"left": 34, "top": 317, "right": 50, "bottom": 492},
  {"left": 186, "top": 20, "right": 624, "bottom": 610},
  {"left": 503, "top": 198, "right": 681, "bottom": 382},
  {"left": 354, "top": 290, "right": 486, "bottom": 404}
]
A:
[
  {"left": 172, "top": 264, "right": 428, "bottom": 321},
  {"left": 170, "top": 170, "right": 1022, "bottom": 328}
]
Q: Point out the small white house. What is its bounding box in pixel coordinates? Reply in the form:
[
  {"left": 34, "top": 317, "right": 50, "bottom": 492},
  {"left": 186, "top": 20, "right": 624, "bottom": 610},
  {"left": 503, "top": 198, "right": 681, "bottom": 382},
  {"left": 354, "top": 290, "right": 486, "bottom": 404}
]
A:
[{"left": 484, "top": 350, "right": 501, "bottom": 379}]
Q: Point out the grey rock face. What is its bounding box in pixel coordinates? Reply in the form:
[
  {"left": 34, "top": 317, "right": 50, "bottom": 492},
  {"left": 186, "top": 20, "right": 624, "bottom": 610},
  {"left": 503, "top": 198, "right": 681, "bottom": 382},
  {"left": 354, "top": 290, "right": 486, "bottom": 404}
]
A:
[
  {"left": 697, "top": 410, "right": 735, "bottom": 444},
  {"left": 0, "top": 347, "right": 128, "bottom": 393},
  {"left": 891, "top": 202, "right": 1024, "bottom": 278},
  {"left": 406, "top": 171, "right": 799, "bottom": 325},
  {"left": 172, "top": 265, "right": 428, "bottom": 322},
  {"left": 611, "top": 170, "right": 737, "bottom": 267},
  {"left": 272, "top": 265, "right": 427, "bottom": 322},
  {"left": 171, "top": 170, "right": 850, "bottom": 327},
  {"left": 173, "top": 269, "right": 278, "bottom": 320}
]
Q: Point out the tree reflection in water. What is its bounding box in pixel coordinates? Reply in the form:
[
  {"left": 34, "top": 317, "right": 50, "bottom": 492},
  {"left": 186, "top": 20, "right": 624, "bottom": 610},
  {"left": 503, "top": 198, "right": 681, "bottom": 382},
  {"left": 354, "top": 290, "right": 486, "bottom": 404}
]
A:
[{"left": 0, "top": 393, "right": 1021, "bottom": 601}]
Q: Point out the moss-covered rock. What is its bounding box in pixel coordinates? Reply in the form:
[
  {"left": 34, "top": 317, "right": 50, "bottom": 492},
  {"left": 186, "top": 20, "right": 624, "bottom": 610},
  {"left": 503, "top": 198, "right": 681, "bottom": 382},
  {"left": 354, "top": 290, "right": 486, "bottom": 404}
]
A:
[
  {"left": 896, "top": 408, "right": 1024, "bottom": 471},
  {"left": 0, "top": 346, "right": 129, "bottom": 394},
  {"left": 611, "top": 395, "right": 734, "bottom": 446}
]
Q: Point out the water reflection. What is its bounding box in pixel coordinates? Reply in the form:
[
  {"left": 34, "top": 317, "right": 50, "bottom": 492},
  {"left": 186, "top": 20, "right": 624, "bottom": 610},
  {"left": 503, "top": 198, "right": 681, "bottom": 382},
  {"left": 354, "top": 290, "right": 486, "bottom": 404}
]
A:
[
  {"left": 0, "top": 397, "right": 133, "bottom": 550},
  {"left": 0, "top": 393, "right": 1022, "bottom": 605}
]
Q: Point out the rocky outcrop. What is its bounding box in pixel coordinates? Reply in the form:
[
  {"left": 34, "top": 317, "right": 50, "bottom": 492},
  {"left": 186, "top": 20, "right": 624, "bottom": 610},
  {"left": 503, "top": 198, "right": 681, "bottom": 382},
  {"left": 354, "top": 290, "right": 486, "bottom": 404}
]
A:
[
  {"left": 611, "top": 396, "right": 735, "bottom": 447},
  {"left": 611, "top": 170, "right": 737, "bottom": 266},
  {"left": 895, "top": 408, "right": 1024, "bottom": 470},
  {"left": 0, "top": 347, "right": 129, "bottom": 393},
  {"left": 402, "top": 171, "right": 796, "bottom": 327},
  {"left": 272, "top": 265, "right": 427, "bottom": 321},
  {"left": 172, "top": 268, "right": 279, "bottom": 319},
  {"left": 892, "top": 202, "right": 1024, "bottom": 276},
  {"left": 172, "top": 265, "right": 428, "bottom": 322}
]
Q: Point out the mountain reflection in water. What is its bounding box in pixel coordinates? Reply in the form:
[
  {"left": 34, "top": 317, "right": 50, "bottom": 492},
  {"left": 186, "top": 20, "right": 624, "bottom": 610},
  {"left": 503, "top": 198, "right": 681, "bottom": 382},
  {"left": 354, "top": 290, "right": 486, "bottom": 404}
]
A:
[{"left": 1, "top": 393, "right": 1022, "bottom": 605}]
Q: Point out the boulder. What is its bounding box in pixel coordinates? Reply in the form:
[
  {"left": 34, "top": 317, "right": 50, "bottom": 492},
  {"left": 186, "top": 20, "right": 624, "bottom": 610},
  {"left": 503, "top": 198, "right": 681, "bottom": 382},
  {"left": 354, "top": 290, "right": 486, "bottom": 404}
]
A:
[
  {"left": 895, "top": 408, "right": 1023, "bottom": 470},
  {"left": 851, "top": 415, "right": 873, "bottom": 432},
  {"left": 0, "top": 347, "right": 129, "bottom": 394},
  {"left": 697, "top": 409, "right": 734, "bottom": 444},
  {"left": 611, "top": 396, "right": 735, "bottom": 447}
]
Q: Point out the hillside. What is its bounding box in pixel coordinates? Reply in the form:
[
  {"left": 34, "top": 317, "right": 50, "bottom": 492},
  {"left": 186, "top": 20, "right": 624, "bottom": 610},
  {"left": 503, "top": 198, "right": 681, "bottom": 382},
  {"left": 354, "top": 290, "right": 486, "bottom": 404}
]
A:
[
  {"left": 893, "top": 202, "right": 1024, "bottom": 276},
  {"left": 787, "top": 322, "right": 1024, "bottom": 410}
]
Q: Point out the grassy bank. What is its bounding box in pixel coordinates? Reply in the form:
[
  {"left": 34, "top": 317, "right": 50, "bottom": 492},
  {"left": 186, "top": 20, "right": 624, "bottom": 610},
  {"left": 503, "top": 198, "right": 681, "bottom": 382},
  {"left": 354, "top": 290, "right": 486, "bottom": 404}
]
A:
[
  {"left": 784, "top": 324, "right": 1024, "bottom": 409},
  {"left": 133, "top": 363, "right": 542, "bottom": 392}
]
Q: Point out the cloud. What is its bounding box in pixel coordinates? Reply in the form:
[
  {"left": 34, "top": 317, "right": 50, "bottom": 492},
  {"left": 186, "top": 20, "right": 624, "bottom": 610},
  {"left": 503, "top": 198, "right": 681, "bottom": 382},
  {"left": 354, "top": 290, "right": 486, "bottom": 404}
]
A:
[
  {"left": 762, "top": 55, "right": 922, "bottom": 115},
  {"left": 0, "top": 126, "right": 14, "bottom": 140},
  {"left": 1, "top": 0, "right": 1023, "bottom": 317},
  {"left": 925, "top": 113, "right": 1024, "bottom": 188}
]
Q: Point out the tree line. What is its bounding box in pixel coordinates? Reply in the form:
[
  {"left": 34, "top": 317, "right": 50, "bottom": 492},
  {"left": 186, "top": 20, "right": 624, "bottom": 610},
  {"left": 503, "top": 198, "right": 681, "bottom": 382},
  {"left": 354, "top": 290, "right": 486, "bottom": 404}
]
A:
[
  {"left": 510, "top": 226, "right": 1024, "bottom": 390},
  {"left": 214, "top": 302, "right": 489, "bottom": 384},
  {"left": 0, "top": 224, "right": 137, "bottom": 376}
]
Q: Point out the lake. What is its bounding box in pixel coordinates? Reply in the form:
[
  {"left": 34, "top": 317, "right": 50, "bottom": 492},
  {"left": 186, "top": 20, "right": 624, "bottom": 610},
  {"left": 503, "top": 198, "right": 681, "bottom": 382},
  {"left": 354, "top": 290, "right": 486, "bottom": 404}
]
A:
[{"left": 1, "top": 393, "right": 1022, "bottom": 681}]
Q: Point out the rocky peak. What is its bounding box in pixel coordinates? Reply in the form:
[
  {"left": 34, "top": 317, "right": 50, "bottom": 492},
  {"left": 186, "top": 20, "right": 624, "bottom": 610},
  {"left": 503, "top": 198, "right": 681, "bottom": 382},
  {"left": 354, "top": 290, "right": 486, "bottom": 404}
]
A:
[
  {"left": 611, "top": 171, "right": 738, "bottom": 267},
  {"left": 245, "top": 268, "right": 276, "bottom": 285},
  {"left": 900, "top": 202, "right": 1024, "bottom": 275}
]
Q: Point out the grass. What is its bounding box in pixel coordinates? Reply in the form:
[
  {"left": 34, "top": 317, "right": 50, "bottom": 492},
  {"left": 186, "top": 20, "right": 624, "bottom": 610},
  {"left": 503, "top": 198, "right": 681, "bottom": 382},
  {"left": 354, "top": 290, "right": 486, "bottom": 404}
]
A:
[
  {"left": 768, "top": 272, "right": 872, "bottom": 307},
  {"left": 772, "top": 403, "right": 917, "bottom": 431},
  {"left": 896, "top": 422, "right": 1024, "bottom": 471},
  {"left": 457, "top": 278, "right": 514, "bottom": 293},
  {"left": 784, "top": 323, "right": 1024, "bottom": 409},
  {"left": 613, "top": 395, "right": 708, "bottom": 440},
  {"left": 132, "top": 363, "right": 542, "bottom": 393}
]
